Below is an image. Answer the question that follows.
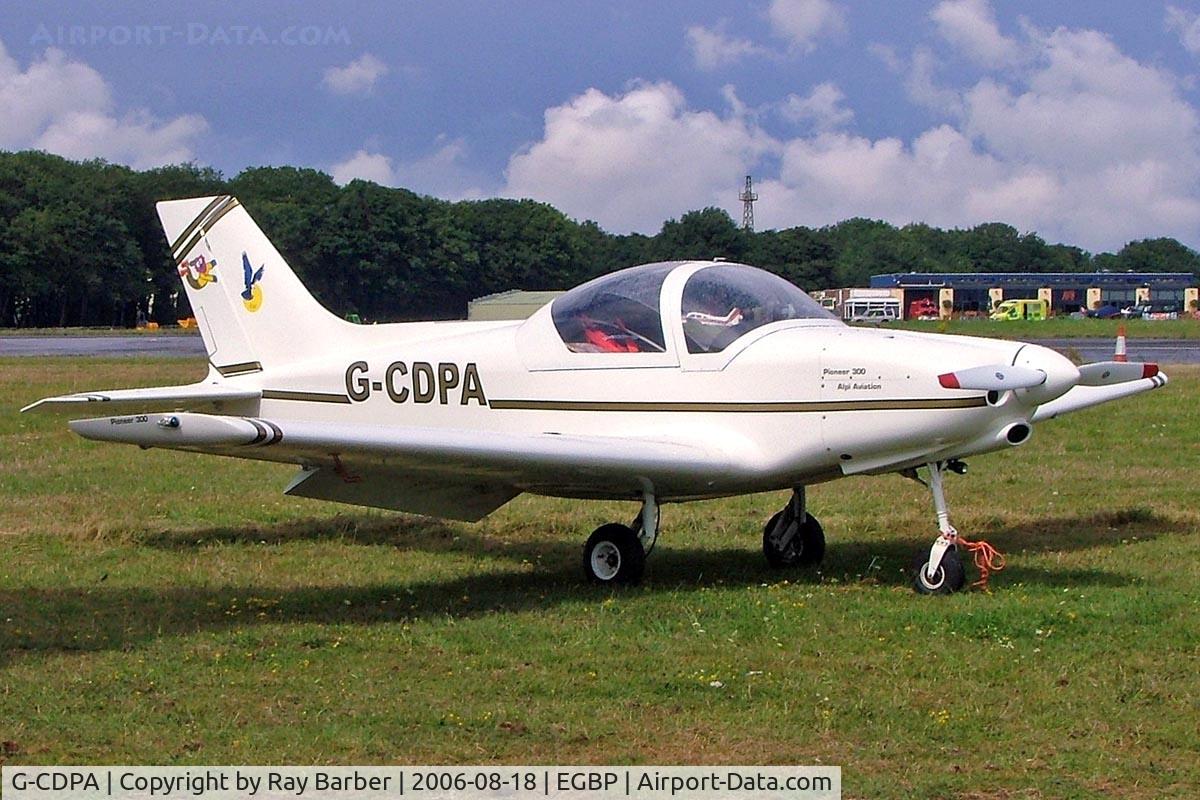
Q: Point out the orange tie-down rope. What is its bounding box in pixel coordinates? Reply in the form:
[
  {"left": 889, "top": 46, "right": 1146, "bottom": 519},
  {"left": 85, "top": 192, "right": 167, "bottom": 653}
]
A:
[{"left": 957, "top": 536, "right": 1006, "bottom": 590}]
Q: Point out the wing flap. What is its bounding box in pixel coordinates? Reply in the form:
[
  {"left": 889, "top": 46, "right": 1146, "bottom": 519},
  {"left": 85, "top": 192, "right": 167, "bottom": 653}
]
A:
[
  {"left": 284, "top": 466, "right": 518, "bottom": 522},
  {"left": 22, "top": 382, "right": 261, "bottom": 414}
]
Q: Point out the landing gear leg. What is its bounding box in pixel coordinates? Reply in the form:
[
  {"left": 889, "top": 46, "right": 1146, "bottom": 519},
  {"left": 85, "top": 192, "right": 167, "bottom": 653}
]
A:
[
  {"left": 581, "top": 490, "right": 659, "bottom": 585},
  {"left": 909, "top": 461, "right": 967, "bottom": 595},
  {"left": 763, "top": 487, "right": 825, "bottom": 568},
  {"left": 634, "top": 489, "right": 660, "bottom": 556}
]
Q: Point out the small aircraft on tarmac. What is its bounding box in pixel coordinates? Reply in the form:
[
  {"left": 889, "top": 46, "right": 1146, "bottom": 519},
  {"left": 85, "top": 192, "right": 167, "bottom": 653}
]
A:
[{"left": 24, "top": 196, "right": 1170, "bottom": 593}]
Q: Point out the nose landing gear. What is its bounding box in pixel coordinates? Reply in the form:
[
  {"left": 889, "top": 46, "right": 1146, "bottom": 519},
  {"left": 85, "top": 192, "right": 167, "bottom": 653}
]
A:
[{"left": 907, "top": 460, "right": 969, "bottom": 595}]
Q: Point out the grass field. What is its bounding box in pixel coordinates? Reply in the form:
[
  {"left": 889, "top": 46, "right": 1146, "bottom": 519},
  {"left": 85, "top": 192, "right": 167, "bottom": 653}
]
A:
[{"left": 1, "top": 358, "right": 1197, "bottom": 798}]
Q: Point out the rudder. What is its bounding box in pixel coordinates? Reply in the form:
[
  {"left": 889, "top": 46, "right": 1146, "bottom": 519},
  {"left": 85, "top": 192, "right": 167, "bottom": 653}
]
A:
[{"left": 157, "top": 195, "right": 350, "bottom": 373}]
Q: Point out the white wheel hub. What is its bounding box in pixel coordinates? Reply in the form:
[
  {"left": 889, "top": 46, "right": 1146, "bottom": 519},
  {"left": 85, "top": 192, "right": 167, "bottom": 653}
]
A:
[
  {"left": 590, "top": 541, "right": 622, "bottom": 581},
  {"left": 917, "top": 563, "right": 946, "bottom": 590}
]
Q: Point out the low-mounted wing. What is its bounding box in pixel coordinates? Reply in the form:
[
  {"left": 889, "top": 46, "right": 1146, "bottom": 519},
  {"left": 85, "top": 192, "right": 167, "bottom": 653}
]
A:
[
  {"left": 938, "top": 364, "right": 1047, "bottom": 391},
  {"left": 1032, "top": 369, "right": 1169, "bottom": 422},
  {"left": 67, "top": 412, "right": 735, "bottom": 521}
]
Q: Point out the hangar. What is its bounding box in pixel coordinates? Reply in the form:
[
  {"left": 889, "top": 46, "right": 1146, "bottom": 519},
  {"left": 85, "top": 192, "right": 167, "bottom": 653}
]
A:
[
  {"left": 467, "top": 289, "right": 564, "bottom": 320},
  {"left": 868, "top": 272, "right": 1199, "bottom": 318}
]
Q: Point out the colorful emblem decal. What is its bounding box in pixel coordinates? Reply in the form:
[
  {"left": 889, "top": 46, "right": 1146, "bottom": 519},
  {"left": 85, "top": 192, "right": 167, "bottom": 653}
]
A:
[
  {"left": 241, "top": 252, "right": 265, "bottom": 312},
  {"left": 177, "top": 255, "right": 218, "bottom": 290}
]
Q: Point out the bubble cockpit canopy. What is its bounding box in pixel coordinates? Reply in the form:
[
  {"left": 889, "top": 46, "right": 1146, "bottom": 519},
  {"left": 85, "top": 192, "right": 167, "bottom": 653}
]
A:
[{"left": 551, "top": 261, "right": 837, "bottom": 355}]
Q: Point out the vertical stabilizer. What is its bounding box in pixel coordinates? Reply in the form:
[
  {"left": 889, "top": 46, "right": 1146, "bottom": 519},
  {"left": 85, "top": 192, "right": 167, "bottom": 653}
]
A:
[{"left": 157, "top": 196, "right": 350, "bottom": 372}]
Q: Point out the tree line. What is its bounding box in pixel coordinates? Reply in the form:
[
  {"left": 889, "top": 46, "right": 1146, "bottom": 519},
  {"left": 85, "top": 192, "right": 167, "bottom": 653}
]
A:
[{"left": 1, "top": 150, "right": 1198, "bottom": 327}]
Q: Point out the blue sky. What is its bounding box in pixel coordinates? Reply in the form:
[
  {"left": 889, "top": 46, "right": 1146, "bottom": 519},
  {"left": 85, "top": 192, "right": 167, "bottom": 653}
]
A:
[{"left": 3, "top": 1, "right": 1200, "bottom": 251}]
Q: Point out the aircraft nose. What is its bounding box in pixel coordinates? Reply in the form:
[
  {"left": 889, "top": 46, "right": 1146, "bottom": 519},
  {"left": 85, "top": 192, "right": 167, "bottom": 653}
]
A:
[{"left": 1013, "top": 344, "right": 1080, "bottom": 405}]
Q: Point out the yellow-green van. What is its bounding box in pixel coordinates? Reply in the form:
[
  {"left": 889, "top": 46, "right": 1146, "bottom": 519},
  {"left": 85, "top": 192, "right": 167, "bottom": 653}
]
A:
[{"left": 989, "top": 298, "right": 1048, "bottom": 321}]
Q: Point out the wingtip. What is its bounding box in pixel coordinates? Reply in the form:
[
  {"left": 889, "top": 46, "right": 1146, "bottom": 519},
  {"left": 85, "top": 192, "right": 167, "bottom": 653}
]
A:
[
  {"left": 1142, "top": 363, "right": 1159, "bottom": 379},
  {"left": 937, "top": 373, "right": 960, "bottom": 389}
]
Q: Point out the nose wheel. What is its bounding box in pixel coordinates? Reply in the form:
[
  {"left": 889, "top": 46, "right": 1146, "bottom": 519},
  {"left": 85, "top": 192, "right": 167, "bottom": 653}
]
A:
[
  {"left": 911, "top": 545, "right": 965, "bottom": 594},
  {"left": 763, "top": 487, "right": 825, "bottom": 568},
  {"left": 907, "top": 460, "right": 969, "bottom": 595}
]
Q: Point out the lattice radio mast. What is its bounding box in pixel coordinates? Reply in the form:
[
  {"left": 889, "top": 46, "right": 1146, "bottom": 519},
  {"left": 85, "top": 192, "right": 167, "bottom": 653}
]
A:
[{"left": 739, "top": 175, "right": 758, "bottom": 232}]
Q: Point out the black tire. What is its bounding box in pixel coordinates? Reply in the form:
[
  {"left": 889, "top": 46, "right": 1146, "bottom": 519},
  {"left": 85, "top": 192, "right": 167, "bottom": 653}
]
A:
[
  {"left": 582, "top": 523, "right": 645, "bottom": 585},
  {"left": 763, "top": 511, "right": 826, "bottom": 568},
  {"left": 912, "top": 547, "right": 966, "bottom": 595}
]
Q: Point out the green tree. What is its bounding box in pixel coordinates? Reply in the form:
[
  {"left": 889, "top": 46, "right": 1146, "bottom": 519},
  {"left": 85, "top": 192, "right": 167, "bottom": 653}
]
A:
[
  {"left": 653, "top": 208, "right": 747, "bottom": 262},
  {"left": 1113, "top": 238, "right": 1200, "bottom": 273}
]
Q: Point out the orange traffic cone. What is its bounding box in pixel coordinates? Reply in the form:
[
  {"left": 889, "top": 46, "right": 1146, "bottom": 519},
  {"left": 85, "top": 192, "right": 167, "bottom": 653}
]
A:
[{"left": 1114, "top": 324, "right": 1127, "bottom": 362}]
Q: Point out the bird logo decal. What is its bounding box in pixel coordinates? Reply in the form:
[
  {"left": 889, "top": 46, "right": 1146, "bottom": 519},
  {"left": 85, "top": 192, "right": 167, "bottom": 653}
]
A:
[
  {"left": 177, "top": 254, "right": 218, "bottom": 290},
  {"left": 241, "top": 252, "right": 265, "bottom": 312}
]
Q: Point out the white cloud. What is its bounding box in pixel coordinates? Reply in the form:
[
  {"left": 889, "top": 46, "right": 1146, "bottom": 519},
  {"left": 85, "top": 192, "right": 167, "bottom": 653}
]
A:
[
  {"left": 962, "top": 29, "right": 1199, "bottom": 171},
  {"left": 330, "top": 149, "right": 396, "bottom": 185},
  {"left": 868, "top": 43, "right": 903, "bottom": 73},
  {"left": 762, "top": 25, "right": 1200, "bottom": 249},
  {"left": 331, "top": 137, "right": 488, "bottom": 199},
  {"left": 321, "top": 53, "right": 388, "bottom": 95},
  {"left": 779, "top": 82, "right": 853, "bottom": 130},
  {"left": 904, "top": 46, "right": 963, "bottom": 116},
  {"left": 1166, "top": 5, "right": 1200, "bottom": 55},
  {"left": 686, "top": 24, "right": 767, "bottom": 70},
  {"left": 767, "top": 0, "right": 846, "bottom": 52},
  {"left": 500, "top": 16, "right": 1200, "bottom": 252},
  {"left": 767, "top": 125, "right": 1010, "bottom": 229},
  {"left": 930, "top": 0, "right": 1022, "bottom": 68},
  {"left": 36, "top": 110, "right": 207, "bottom": 170},
  {"left": 503, "top": 82, "right": 775, "bottom": 231},
  {"left": 0, "top": 40, "right": 206, "bottom": 168}
]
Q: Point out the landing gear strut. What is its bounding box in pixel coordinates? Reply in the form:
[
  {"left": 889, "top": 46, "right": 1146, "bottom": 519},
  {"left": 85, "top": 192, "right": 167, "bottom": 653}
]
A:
[
  {"left": 763, "top": 487, "right": 825, "bottom": 568},
  {"left": 907, "top": 460, "right": 968, "bottom": 595},
  {"left": 582, "top": 490, "right": 659, "bottom": 585}
]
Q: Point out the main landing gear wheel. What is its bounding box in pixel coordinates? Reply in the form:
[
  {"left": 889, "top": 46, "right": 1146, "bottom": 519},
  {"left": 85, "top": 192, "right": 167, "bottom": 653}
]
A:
[
  {"left": 912, "top": 546, "right": 965, "bottom": 595},
  {"left": 763, "top": 487, "right": 825, "bottom": 568},
  {"left": 582, "top": 523, "right": 645, "bottom": 585}
]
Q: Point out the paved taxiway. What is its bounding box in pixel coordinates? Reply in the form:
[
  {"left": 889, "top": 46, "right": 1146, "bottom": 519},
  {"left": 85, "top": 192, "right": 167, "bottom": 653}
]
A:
[{"left": 1, "top": 335, "right": 206, "bottom": 357}]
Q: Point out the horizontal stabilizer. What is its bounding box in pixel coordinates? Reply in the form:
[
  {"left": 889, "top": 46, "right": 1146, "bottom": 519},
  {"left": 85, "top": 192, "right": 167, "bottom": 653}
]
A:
[
  {"left": 938, "top": 364, "right": 1046, "bottom": 391},
  {"left": 22, "top": 383, "right": 261, "bottom": 414},
  {"left": 1076, "top": 361, "right": 1159, "bottom": 387}
]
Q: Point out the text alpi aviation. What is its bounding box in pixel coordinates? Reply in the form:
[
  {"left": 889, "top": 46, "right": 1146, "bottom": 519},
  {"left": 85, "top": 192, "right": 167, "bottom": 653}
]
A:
[{"left": 25, "top": 196, "right": 1169, "bottom": 593}]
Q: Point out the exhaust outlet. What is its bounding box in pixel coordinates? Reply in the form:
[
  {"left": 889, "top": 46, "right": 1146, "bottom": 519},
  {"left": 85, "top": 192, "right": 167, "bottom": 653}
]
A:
[{"left": 1001, "top": 422, "right": 1032, "bottom": 446}]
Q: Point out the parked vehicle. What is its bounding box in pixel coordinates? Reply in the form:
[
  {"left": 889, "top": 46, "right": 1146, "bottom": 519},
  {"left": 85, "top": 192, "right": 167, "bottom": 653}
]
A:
[
  {"left": 907, "top": 298, "right": 939, "bottom": 319},
  {"left": 845, "top": 298, "right": 901, "bottom": 323},
  {"left": 1085, "top": 304, "right": 1121, "bottom": 319},
  {"left": 990, "top": 298, "right": 1048, "bottom": 321},
  {"left": 1122, "top": 303, "right": 1180, "bottom": 320}
]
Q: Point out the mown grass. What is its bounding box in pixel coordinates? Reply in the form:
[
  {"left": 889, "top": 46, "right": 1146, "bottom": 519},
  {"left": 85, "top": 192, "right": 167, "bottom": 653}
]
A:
[
  {"left": 1, "top": 358, "right": 1197, "bottom": 799},
  {"left": 868, "top": 316, "right": 1200, "bottom": 339}
]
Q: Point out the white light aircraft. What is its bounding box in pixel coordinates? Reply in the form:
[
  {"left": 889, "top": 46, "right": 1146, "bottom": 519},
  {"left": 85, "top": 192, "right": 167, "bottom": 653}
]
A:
[{"left": 24, "top": 196, "right": 1171, "bottom": 593}]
